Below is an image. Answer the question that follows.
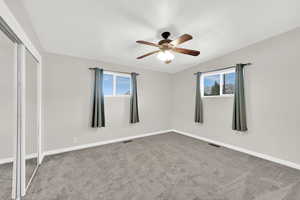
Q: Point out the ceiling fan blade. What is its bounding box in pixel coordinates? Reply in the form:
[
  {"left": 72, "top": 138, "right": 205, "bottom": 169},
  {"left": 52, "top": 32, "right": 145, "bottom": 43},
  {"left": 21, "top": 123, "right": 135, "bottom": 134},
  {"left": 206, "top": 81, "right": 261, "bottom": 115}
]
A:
[
  {"left": 165, "top": 60, "right": 172, "bottom": 64},
  {"left": 137, "top": 50, "right": 160, "bottom": 59},
  {"left": 136, "top": 40, "right": 161, "bottom": 48},
  {"left": 170, "top": 34, "right": 193, "bottom": 46},
  {"left": 173, "top": 47, "right": 200, "bottom": 56}
]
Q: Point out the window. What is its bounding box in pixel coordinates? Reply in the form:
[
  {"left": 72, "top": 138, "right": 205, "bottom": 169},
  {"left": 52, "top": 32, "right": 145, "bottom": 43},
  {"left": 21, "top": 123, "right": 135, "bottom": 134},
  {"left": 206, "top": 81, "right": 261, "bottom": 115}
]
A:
[
  {"left": 103, "top": 74, "right": 113, "bottom": 96},
  {"left": 103, "top": 72, "right": 131, "bottom": 96},
  {"left": 201, "top": 69, "right": 235, "bottom": 97},
  {"left": 204, "top": 74, "right": 220, "bottom": 96},
  {"left": 116, "top": 76, "right": 131, "bottom": 95},
  {"left": 223, "top": 72, "right": 235, "bottom": 95}
]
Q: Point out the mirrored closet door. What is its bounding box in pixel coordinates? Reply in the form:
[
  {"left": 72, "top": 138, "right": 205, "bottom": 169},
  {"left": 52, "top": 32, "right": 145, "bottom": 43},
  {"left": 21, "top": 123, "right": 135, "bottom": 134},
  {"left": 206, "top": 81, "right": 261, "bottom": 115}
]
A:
[
  {"left": 25, "top": 48, "right": 39, "bottom": 189},
  {"left": 1, "top": 3, "right": 43, "bottom": 198},
  {"left": 0, "top": 26, "right": 17, "bottom": 200}
]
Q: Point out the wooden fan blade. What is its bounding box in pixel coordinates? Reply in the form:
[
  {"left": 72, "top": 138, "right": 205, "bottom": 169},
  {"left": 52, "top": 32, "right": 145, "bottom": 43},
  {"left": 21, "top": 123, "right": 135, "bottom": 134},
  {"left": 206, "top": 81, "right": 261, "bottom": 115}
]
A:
[
  {"left": 173, "top": 47, "right": 200, "bottom": 56},
  {"left": 165, "top": 60, "right": 172, "bottom": 64},
  {"left": 137, "top": 50, "right": 160, "bottom": 59},
  {"left": 136, "top": 40, "right": 161, "bottom": 48},
  {"left": 170, "top": 34, "right": 193, "bottom": 46}
]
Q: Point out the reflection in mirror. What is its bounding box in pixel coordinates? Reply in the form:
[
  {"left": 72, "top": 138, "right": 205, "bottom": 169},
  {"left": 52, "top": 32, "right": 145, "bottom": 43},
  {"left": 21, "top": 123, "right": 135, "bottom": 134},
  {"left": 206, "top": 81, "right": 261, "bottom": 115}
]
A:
[
  {"left": 25, "top": 48, "right": 39, "bottom": 188},
  {"left": 0, "top": 29, "right": 16, "bottom": 199}
]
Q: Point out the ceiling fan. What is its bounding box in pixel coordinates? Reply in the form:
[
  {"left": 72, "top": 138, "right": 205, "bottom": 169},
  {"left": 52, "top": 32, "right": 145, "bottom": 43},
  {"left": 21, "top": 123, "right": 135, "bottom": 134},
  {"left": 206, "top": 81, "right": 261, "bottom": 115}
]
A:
[{"left": 136, "top": 32, "right": 200, "bottom": 64}]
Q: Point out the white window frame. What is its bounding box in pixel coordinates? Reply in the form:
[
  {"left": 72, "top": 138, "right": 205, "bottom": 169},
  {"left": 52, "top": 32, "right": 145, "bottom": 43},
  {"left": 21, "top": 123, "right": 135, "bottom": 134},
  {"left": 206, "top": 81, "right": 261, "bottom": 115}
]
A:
[
  {"left": 103, "top": 71, "right": 132, "bottom": 97},
  {"left": 201, "top": 68, "right": 235, "bottom": 98}
]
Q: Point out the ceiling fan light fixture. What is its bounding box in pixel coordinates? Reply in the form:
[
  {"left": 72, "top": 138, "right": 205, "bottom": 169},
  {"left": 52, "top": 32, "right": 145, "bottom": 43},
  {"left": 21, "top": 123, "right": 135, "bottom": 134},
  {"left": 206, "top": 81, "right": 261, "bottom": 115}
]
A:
[
  {"left": 136, "top": 32, "right": 199, "bottom": 63},
  {"left": 157, "top": 50, "right": 174, "bottom": 62}
]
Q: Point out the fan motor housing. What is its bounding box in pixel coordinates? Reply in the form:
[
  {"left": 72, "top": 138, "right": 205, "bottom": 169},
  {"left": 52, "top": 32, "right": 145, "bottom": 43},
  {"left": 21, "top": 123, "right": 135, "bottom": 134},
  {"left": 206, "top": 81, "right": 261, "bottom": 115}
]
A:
[
  {"left": 159, "top": 31, "right": 172, "bottom": 45},
  {"left": 158, "top": 39, "right": 172, "bottom": 45}
]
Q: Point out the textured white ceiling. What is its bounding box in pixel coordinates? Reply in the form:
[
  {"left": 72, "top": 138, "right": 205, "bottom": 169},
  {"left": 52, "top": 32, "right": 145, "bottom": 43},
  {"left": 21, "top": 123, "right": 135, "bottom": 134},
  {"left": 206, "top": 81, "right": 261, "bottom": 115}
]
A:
[{"left": 21, "top": 0, "right": 300, "bottom": 73}]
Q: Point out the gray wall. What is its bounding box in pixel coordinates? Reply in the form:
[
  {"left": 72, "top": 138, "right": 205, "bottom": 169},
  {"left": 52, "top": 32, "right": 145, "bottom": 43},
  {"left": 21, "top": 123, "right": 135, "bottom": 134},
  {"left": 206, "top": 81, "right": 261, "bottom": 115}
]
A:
[
  {"left": 0, "top": 31, "right": 15, "bottom": 160},
  {"left": 42, "top": 53, "right": 172, "bottom": 152},
  {"left": 25, "top": 49, "right": 39, "bottom": 156},
  {"left": 171, "top": 27, "right": 300, "bottom": 165},
  {"left": 4, "top": 0, "right": 43, "bottom": 51},
  {"left": 0, "top": 1, "right": 41, "bottom": 161},
  {"left": 3, "top": 0, "right": 299, "bottom": 167}
]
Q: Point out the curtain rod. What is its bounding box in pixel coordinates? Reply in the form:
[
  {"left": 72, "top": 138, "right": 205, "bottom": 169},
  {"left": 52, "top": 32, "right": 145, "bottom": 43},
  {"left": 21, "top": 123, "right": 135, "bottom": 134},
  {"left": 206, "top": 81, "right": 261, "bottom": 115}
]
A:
[
  {"left": 193, "top": 63, "right": 252, "bottom": 75},
  {"left": 89, "top": 68, "right": 139, "bottom": 75}
]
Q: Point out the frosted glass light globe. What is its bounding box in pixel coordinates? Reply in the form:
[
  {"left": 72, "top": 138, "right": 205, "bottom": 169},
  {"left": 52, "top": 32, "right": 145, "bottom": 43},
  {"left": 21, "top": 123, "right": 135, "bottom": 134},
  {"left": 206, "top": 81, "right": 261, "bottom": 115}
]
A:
[{"left": 157, "top": 50, "right": 174, "bottom": 61}]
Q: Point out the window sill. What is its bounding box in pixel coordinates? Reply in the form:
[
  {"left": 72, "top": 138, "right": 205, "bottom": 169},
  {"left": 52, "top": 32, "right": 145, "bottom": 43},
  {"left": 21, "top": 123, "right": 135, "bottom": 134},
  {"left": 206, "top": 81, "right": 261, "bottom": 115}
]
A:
[
  {"left": 202, "top": 95, "right": 234, "bottom": 99},
  {"left": 104, "top": 95, "right": 130, "bottom": 98}
]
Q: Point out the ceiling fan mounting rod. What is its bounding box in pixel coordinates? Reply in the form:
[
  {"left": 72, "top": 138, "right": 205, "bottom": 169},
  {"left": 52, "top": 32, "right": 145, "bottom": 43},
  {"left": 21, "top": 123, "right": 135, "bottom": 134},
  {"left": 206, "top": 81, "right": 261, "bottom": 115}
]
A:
[{"left": 161, "top": 31, "right": 171, "bottom": 39}]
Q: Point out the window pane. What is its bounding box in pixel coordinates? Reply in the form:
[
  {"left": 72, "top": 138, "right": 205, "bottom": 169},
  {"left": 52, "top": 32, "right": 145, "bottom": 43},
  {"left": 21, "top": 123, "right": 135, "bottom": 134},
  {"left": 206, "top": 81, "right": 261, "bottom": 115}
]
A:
[
  {"left": 204, "top": 74, "right": 220, "bottom": 96},
  {"left": 223, "top": 72, "right": 235, "bottom": 94},
  {"left": 116, "top": 76, "right": 131, "bottom": 95},
  {"left": 103, "top": 74, "right": 113, "bottom": 96}
]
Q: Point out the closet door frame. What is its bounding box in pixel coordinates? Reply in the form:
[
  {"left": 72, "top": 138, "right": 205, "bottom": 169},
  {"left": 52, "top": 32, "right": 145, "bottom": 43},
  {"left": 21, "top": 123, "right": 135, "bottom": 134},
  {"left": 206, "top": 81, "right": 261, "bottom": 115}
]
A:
[{"left": 0, "top": 1, "right": 42, "bottom": 199}]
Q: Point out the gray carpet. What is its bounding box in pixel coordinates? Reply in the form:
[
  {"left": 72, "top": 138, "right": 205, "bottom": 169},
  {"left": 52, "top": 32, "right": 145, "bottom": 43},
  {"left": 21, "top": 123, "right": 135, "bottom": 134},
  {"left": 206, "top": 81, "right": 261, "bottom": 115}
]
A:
[
  {"left": 0, "top": 162, "right": 12, "bottom": 200},
  {"left": 24, "top": 132, "right": 300, "bottom": 200},
  {"left": 26, "top": 158, "right": 38, "bottom": 186},
  {"left": 0, "top": 158, "right": 39, "bottom": 200}
]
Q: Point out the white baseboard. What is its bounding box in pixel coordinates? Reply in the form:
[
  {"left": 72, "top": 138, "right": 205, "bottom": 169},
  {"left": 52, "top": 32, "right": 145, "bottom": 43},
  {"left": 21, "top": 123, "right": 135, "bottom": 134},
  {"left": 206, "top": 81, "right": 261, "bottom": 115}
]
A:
[
  {"left": 0, "top": 153, "right": 38, "bottom": 165},
  {"left": 172, "top": 129, "right": 300, "bottom": 171},
  {"left": 10, "top": 129, "right": 299, "bottom": 171},
  {"left": 43, "top": 130, "right": 172, "bottom": 158},
  {"left": 0, "top": 157, "right": 14, "bottom": 165}
]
